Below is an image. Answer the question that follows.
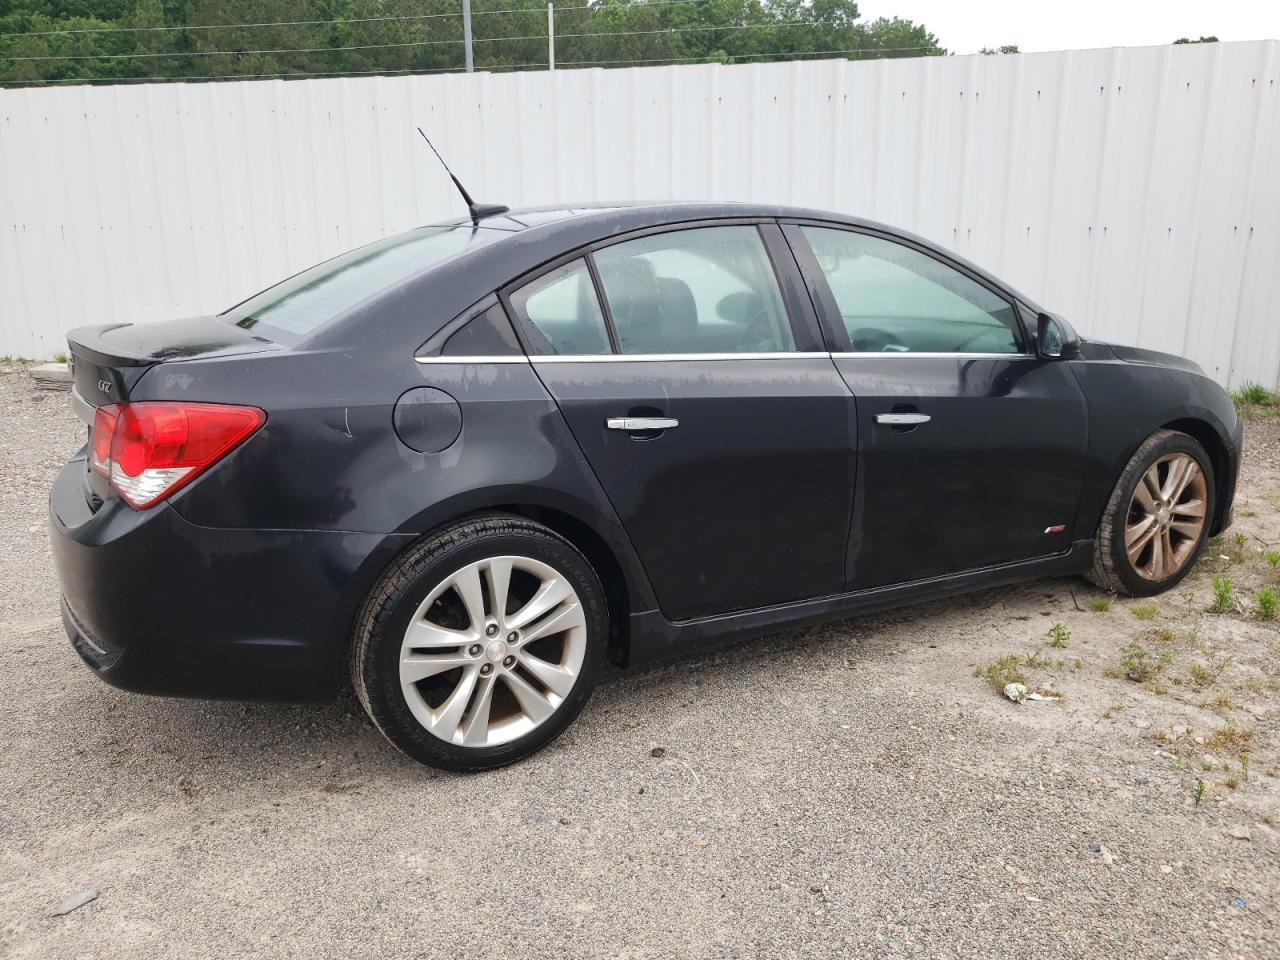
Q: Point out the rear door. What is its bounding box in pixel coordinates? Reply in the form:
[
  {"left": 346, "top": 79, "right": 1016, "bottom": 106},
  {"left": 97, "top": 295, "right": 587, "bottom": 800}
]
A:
[
  {"left": 504, "top": 221, "right": 855, "bottom": 622},
  {"left": 784, "top": 222, "right": 1089, "bottom": 590}
]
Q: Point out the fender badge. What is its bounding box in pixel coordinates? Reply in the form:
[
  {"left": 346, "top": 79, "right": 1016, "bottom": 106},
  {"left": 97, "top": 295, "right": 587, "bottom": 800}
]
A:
[{"left": 1044, "top": 524, "right": 1067, "bottom": 534}]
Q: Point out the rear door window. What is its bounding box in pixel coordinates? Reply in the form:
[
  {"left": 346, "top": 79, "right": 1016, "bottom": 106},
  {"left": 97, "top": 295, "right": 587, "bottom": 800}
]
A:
[
  {"left": 592, "top": 226, "right": 795, "bottom": 355},
  {"left": 509, "top": 259, "right": 612, "bottom": 356}
]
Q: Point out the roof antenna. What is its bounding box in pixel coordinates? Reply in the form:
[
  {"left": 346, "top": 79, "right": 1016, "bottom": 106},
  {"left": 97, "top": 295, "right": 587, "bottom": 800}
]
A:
[{"left": 417, "top": 127, "right": 509, "bottom": 224}]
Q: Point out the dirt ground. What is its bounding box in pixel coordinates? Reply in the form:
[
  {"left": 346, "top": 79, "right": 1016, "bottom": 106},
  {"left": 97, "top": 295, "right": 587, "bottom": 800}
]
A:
[{"left": 0, "top": 367, "right": 1277, "bottom": 959}]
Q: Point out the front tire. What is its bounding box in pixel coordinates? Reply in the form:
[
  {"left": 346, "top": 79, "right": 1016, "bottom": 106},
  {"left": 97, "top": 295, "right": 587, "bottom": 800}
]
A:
[
  {"left": 351, "top": 515, "right": 608, "bottom": 771},
  {"left": 1088, "top": 429, "right": 1215, "bottom": 597}
]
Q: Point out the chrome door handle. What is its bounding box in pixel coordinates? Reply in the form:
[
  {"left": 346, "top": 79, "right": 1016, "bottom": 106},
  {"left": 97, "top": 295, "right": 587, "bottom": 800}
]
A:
[
  {"left": 606, "top": 417, "right": 679, "bottom": 431},
  {"left": 875, "top": 413, "right": 931, "bottom": 426}
]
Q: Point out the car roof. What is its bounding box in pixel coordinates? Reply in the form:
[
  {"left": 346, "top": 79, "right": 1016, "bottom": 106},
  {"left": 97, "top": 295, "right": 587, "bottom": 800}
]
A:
[{"left": 438, "top": 200, "right": 877, "bottom": 234}]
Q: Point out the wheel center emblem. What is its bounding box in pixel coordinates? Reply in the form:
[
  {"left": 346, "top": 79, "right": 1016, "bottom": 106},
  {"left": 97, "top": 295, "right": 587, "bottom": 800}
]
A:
[{"left": 486, "top": 640, "right": 508, "bottom": 662}]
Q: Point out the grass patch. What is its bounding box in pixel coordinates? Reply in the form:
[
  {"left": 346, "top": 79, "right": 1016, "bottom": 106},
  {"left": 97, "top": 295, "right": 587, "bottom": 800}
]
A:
[
  {"left": 1231, "top": 382, "right": 1277, "bottom": 407},
  {"left": 1210, "top": 577, "right": 1235, "bottom": 613},
  {"left": 1047, "top": 622, "right": 1070, "bottom": 648},
  {"left": 1116, "top": 642, "right": 1173, "bottom": 683},
  {"left": 1187, "top": 653, "right": 1232, "bottom": 689},
  {"left": 1087, "top": 595, "right": 1113, "bottom": 613},
  {"left": 1204, "top": 724, "right": 1255, "bottom": 754},
  {"left": 1206, "top": 690, "right": 1234, "bottom": 712},
  {"left": 975, "top": 654, "right": 1026, "bottom": 694},
  {"left": 1131, "top": 602, "right": 1159, "bottom": 621},
  {"left": 1266, "top": 551, "right": 1280, "bottom": 570},
  {"left": 52, "top": 350, "right": 67, "bottom": 364},
  {"left": 1257, "top": 586, "right": 1277, "bottom": 621},
  {"left": 1023, "top": 647, "right": 1052, "bottom": 670}
]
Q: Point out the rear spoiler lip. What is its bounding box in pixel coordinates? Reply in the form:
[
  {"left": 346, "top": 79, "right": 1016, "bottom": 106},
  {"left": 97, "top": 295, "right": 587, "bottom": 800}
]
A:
[
  {"left": 67, "top": 317, "right": 280, "bottom": 369},
  {"left": 66, "top": 324, "right": 152, "bottom": 368}
]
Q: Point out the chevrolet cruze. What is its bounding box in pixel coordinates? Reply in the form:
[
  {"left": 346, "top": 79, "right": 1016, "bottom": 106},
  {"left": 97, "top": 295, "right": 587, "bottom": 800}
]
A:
[{"left": 50, "top": 203, "right": 1241, "bottom": 770}]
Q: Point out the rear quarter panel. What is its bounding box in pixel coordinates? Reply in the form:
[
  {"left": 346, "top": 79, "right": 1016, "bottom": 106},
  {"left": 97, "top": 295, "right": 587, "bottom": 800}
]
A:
[{"left": 129, "top": 348, "right": 658, "bottom": 612}]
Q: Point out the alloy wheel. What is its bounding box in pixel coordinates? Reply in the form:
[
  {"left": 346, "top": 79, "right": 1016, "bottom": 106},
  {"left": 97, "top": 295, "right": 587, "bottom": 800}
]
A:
[
  {"left": 1124, "top": 452, "right": 1208, "bottom": 581},
  {"left": 398, "top": 555, "right": 587, "bottom": 748}
]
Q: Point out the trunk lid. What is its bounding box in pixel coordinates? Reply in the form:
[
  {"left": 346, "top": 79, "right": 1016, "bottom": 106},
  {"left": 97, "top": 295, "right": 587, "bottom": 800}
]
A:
[{"left": 68, "top": 316, "right": 277, "bottom": 406}]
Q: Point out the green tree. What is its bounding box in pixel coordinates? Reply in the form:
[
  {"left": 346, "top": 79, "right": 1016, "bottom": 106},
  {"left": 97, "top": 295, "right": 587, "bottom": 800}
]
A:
[{"left": 0, "top": 0, "right": 948, "bottom": 86}]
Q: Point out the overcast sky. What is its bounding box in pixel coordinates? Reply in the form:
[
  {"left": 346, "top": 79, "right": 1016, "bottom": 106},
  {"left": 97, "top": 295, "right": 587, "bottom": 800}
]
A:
[{"left": 858, "top": 0, "right": 1280, "bottom": 54}]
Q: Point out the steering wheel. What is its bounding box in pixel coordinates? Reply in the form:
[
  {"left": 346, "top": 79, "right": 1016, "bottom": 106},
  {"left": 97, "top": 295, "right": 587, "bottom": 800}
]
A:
[
  {"left": 850, "top": 326, "right": 908, "bottom": 353},
  {"left": 735, "top": 304, "right": 776, "bottom": 351}
]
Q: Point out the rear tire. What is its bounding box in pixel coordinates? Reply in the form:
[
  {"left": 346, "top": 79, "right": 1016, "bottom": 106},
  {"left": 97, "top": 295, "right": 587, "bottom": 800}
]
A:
[
  {"left": 1088, "top": 429, "right": 1215, "bottom": 597},
  {"left": 351, "top": 515, "right": 608, "bottom": 772}
]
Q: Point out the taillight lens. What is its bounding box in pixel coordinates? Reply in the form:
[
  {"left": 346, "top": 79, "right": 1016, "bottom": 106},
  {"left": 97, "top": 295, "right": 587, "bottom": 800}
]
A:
[{"left": 90, "top": 401, "right": 266, "bottom": 509}]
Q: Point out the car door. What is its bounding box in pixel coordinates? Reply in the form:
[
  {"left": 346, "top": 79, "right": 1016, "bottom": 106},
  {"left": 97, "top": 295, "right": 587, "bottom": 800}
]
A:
[
  {"left": 503, "top": 221, "right": 856, "bottom": 622},
  {"left": 783, "top": 221, "right": 1089, "bottom": 590}
]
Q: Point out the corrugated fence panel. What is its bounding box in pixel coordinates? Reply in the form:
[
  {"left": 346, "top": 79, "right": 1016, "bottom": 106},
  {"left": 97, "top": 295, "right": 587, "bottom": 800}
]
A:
[{"left": 0, "top": 40, "right": 1277, "bottom": 386}]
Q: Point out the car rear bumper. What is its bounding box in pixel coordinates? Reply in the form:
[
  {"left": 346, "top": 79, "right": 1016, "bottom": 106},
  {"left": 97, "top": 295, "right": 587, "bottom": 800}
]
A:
[{"left": 50, "top": 455, "right": 411, "bottom": 700}]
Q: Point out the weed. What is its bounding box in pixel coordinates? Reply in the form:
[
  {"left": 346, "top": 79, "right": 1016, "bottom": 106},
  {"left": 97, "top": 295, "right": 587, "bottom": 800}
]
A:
[
  {"left": 1204, "top": 724, "right": 1255, "bottom": 754},
  {"left": 1151, "top": 626, "right": 1176, "bottom": 644},
  {"left": 1188, "top": 650, "right": 1232, "bottom": 689},
  {"left": 1194, "top": 778, "right": 1205, "bottom": 806},
  {"left": 1118, "top": 642, "right": 1172, "bottom": 683},
  {"left": 1210, "top": 577, "right": 1235, "bottom": 613},
  {"left": 975, "top": 654, "right": 1026, "bottom": 694},
  {"left": 1131, "top": 602, "right": 1159, "bottom": 621},
  {"left": 1207, "top": 690, "right": 1234, "bottom": 711},
  {"left": 1024, "top": 647, "right": 1052, "bottom": 669},
  {"left": 1047, "top": 622, "right": 1070, "bottom": 648},
  {"left": 1087, "top": 595, "right": 1113, "bottom": 613},
  {"left": 1102, "top": 702, "right": 1125, "bottom": 719},
  {"left": 1257, "top": 586, "right": 1277, "bottom": 621},
  {"left": 1231, "top": 382, "right": 1276, "bottom": 406},
  {"left": 1266, "top": 551, "right": 1280, "bottom": 569},
  {"left": 52, "top": 350, "right": 67, "bottom": 364}
]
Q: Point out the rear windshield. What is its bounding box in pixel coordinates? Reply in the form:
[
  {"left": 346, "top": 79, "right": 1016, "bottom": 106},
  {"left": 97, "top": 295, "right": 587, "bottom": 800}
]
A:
[{"left": 223, "top": 225, "right": 501, "bottom": 342}]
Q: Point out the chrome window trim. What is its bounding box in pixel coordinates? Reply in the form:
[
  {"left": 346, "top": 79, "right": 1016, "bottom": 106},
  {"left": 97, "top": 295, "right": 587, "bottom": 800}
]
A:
[
  {"left": 830, "top": 351, "right": 1036, "bottom": 360},
  {"left": 417, "top": 350, "right": 1038, "bottom": 364},
  {"left": 532, "top": 351, "right": 830, "bottom": 363},
  {"left": 70, "top": 386, "right": 96, "bottom": 425},
  {"left": 414, "top": 355, "right": 531, "bottom": 365}
]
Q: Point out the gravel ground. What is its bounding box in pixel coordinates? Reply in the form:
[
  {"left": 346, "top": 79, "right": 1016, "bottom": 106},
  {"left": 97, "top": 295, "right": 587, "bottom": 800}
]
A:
[{"left": 1, "top": 368, "right": 1277, "bottom": 959}]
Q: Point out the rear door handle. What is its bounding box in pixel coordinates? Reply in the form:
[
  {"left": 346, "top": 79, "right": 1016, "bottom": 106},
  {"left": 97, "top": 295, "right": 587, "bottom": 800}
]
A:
[
  {"left": 606, "top": 417, "right": 679, "bottom": 431},
  {"left": 874, "top": 413, "right": 931, "bottom": 426}
]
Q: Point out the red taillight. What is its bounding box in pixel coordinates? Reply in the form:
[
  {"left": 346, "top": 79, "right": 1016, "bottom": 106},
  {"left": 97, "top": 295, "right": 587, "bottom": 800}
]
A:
[{"left": 90, "top": 401, "right": 265, "bottom": 509}]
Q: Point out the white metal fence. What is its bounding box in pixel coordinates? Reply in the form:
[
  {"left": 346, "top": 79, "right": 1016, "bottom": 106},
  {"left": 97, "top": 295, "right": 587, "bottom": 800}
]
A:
[{"left": 1, "top": 40, "right": 1278, "bottom": 387}]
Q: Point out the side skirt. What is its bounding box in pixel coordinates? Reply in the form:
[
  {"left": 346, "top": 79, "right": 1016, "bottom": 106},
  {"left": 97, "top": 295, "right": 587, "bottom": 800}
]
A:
[{"left": 623, "top": 540, "right": 1094, "bottom": 668}]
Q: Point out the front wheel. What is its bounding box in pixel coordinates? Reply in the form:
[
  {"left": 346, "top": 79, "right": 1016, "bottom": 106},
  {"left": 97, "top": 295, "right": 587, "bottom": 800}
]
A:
[
  {"left": 351, "top": 516, "right": 608, "bottom": 771},
  {"left": 1088, "top": 429, "right": 1215, "bottom": 597}
]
